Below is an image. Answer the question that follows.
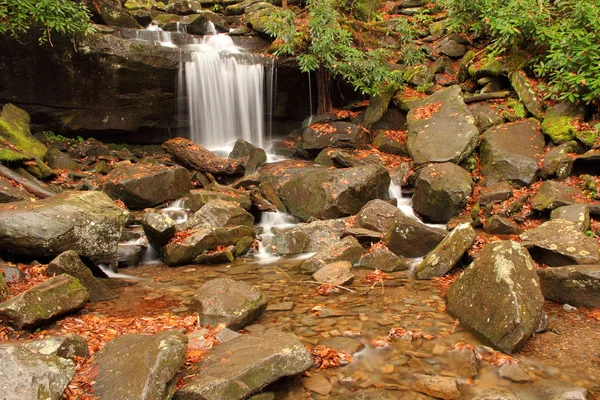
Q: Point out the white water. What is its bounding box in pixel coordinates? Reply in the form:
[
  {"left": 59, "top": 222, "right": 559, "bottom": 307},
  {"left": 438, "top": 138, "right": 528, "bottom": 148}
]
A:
[
  {"left": 388, "top": 181, "right": 446, "bottom": 230},
  {"left": 99, "top": 264, "right": 143, "bottom": 280},
  {"left": 254, "top": 211, "right": 298, "bottom": 264},
  {"left": 186, "top": 35, "right": 266, "bottom": 150}
]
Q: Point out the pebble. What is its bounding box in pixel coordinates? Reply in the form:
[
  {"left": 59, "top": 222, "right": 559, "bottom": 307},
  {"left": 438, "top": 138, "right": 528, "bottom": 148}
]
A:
[
  {"left": 563, "top": 304, "right": 577, "bottom": 312},
  {"left": 302, "top": 375, "right": 333, "bottom": 395}
]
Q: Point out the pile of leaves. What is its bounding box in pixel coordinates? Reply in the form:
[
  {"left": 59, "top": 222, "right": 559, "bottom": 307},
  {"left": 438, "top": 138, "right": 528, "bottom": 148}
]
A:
[
  {"left": 307, "top": 345, "right": 353, "bottom": 369},
  {"left": 411, "top": 102, "right": 442, "bottom": 120},
  {"left": 389, "top": 327, "right": 435, "bottom": 341}
]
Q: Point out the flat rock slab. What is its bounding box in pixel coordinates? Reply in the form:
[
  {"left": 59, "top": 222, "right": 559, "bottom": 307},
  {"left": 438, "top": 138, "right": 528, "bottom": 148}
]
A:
[
  {"left": 480, "top": 119, "right": 544, "bottom": 185},
  {"left": 174, "top": 329, "right": 313, "bottom": 400},
  {"left": 407, "top": 85, "right": 479, "bottom": 165},
  {"left": 312, "top": 261, "right": 354, "bottom": 286},
  {"left": 191, "top": 278, "right": 267, "bottom": 330},
  {"left": 0, "top": 191, "right": 129, "bottom": 257},
  {"left": 0, "top": 274, "right": 89, "bottom": 329},
  {"left": 93, "top": 331, "right": 188, "bottom": 400},
  {"left": 537, "top": 265, "right": 600, "bottom": 307},
  {"left": 416, "top": 223, "right": 476, "bottom": 279},
  {"left": 520, "top": 219, "right": 599, "bottom": 266},
  {"left": 447, "top": 241, "right": 544, "bottom": 352}
]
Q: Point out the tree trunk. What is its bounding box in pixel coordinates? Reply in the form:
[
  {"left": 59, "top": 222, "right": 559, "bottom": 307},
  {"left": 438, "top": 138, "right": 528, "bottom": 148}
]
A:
[
  {"left": 282, "top": 0, "right": 288, "bottom": 8},
  {"left": 316, "top": 64, "right": 333, "bottom": 114}
]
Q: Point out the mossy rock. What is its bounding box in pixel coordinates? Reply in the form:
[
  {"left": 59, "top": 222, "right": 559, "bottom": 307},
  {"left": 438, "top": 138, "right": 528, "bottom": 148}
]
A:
[
  {"left": 0, "top": 270, "right": 7, "bottom": 302},
  {"left": 353, "top": 0, "right": 381, "bottom": 21},
  {"left": 0, "top": 104, "right": 47, "bottom": 160}
]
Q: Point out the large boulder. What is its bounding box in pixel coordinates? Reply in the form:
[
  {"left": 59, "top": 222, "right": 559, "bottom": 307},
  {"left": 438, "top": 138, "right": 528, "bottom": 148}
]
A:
[
  {"left": 537, "top": 265, "right": 600, "bottom": 308},
  {"left": 0, "top": 33, "right": 183, "bottom": 136},
  {"left": 406, "top": 85, "right": 479, "bottom": 165},
  {"left": 382, "top": 212, "right": 447, "bottom": 258},
  {"left": 0, "top": 274, "right": 89, "bottom": 329},
  {"left": 191, "top": 278, "right": 267, "bottom": 330},
  {"left": 447, "top": 241, "right": 545, "bottom": 352},
  {"left": 260, "top": 161, "right": 390, "bottom": 222},
  {"left": 228, "top": 138, "right": 267, "bottom": 174},
  {"left": 0, "top": 191, "right": 129, "bottom": 257},
  {"left": 271, "top": 218, "right": 348, "bottom": 255},
  {"left": 93, "top": 331, "right": 188, "bottom": 400},
  {"left": 480, "top": 119, "right": 545, "bottom": 185},
  {"left": 412, "top": 162, "right": 473, "bottom": 223},
  {"left": 415, "top": 223, "right": 476, "bottom": 279},
  {"left": 185, "top": 200, "right": 254, "bottom": 229},
  {"left": 302, "top": 122, "right": 368, "bottom": 151},
  {"left": 101, "top": 163, "right": 190, "bottom": 209},
  {"left": 300, "top": 236, "right": 365, "bottom": 273},
  {"left": 174, "top": 328, "right": 313, "bottom": 400},
  {"left": 520, "top": 220, "right": 599, "bottom": 266}
]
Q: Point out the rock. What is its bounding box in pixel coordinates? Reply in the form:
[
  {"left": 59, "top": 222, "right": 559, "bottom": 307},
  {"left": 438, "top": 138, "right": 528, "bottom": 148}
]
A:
[
  {"left": 243, "top": 7, "right": 276, "bottom": 36},
  {"left": 0, "top": 191, "right": 129, "bottom": 257},
  {"left": 406, "top": 85, "right": 479, "bottom": 165},
  {"left": 498, "top": 362, "right": 531, "bottom": 382},
  {"left": 415, "top": 223, "right": 476, "bottom": 279},
  {"left": 510, "top": 70, "right": 544, "bottom": 119},
  {"left": 528, "top": 380, "right": 588, "bottom": 400},
  {"left": 313, "top": 261, "right": 355, "bottom": 286},
  {"left": 550, "top": 204, "right": 590, "bottom": 231},
  {"left": 229, "top": 138, "right": 267, "bottom": 174},
  {"left": 0, "top": 262, "right": 25, "bottom": 283},
  {"left": 405, "top": 65, "right": 435, "bottom": 87},
  {"left": 11, "top": 334, "right": 89, "bottom": 359},
  {"left": 437, "top": 37, "right": 467, "bottom": 58},
  {"left": 520, "top": 220, "right": 599, "bottom": 266},
  {"left": 194, "top": 246, "right": 235, "bottom": 265},
  {"left": 372, "top": 131, "right": 409, "bottom": 156},
  {"left": 47, "top": 251, "right": 117, "bottom": 302},
  {"left": 0, "top": 270, "right": 7, "bottom": 302},
  {"left": 186, "top": 11, "right": 230, "bottom": 34},
  {"left": 165, "top": 0, "right": 202, "bottom": 14},
  {"left": 530, "top": 180, "right": 581, "bottom": 211},
  {"left": 300, "top": 236, "right": 364, "bottom": 273},
  {"left": 446, "top": 241, "right": 545, "bottom": 352},
  {"left": 343, "top": 227, "right": 383, "bottom": 245},
  {"left": 541, "top": 141, "right": 579, "bottom": 179},
  {"left": 356, "top": 199, "right": 403, "bottom": 233},
  {"left": 188, "top": 187, "right": 252, "bottom": 211},
  {"left": 471, "top": 387, "right": 518, "bottom": 400},
  {"left": 0, "top": 341, "right": 75, "bottom": 400},
  {"left": 163, "top": 137, "right": 244, "bottom": 175},
  {"left": 302, "top": 375, "right": 333, "bottom": 395},
  {"left": 382, "top": 211, "right": 448, "bottom": 258},
  {"left": 225, "top": 0, "right": 262, "bottom": 15},
  {"left": 447, "top": 347, "right": 479, "bottom": 379},
  {"left": 185, "top": 200, "right": 254, "bottom": 229},
  {"left": 142, "top": 212, "right": 177, "bottom": 249},
  {"left": 318, "top": 337, "right": 365, "bottom": 354},
  {"left": 541, "top": 102, "right": 586, "bottom": 144},
  {"left": 413, "top": 374, "right": 460, "bottom": 399},
  {"left": 0, "top": 274, "right": 89, "bottom": 329},
  {"left": 314, "top": 147, "right": 380, "bottom": 167},
  {"left": 161, "top": 226, "right": 255, "bottom": 267},
  {"left": 86, "top": 0, "right": 142, "bottom": 28},
  {"left": 191, "top": 278, "right": 267, "bottom": 330},
  {"left": 362, "top": 89, "right": 395, "bottom": 129},
  {"left": 468, "top": 102, "right": 505, "bottom": 133},
  {"left": 537, "top": 265, "right": 600, "bottom": 307},
  {"left": 412, "top": 162, "right": 473, "bottom": 223},
  {"left": 359, "top": 248, "right": 407, "bottom": 272},
  {"left": 346, "top": 389, "right": 398, "bottom": 399},
  {"left": 480, "top": 119, "right": 545, "bottom": 185},
  {"left": 44, "top": 148, "right": 80, "bottom": 171},
  {"left": 102, "top": 163, "right": 190, "bottom": 209},
  {"left": 485, "top": 215, "right": 522, "bottom": 234},
  {"left": 271, "top": 218, "right": 348, "bottom": 255},
  {"left": 93, "top": 331, "right": 188, "bottom": 400},
  {"left": 260, "top": 161, "right": 390, "bottom": 222},
  {"left": 302, "top": 122, "right": 368, "bottom": 151},
  {"left": 479, "top": 181, "right": 513, "bottom": 205},
  {"left": 0, "top": 176, "right": 33, "bottom": 203},
  {"left": 174, "top": 329, "right": 313, "bottom": 400}
]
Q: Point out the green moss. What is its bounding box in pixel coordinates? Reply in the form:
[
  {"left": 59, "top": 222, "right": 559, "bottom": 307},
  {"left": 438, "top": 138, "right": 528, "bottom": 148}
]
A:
[
  {"left": 507, "top": 99, "right": 527, "bottom": 119},
  {"left": 0, "top": 271, "right": 7, "bottom": 302},
  {"left": 0, "top": 105, "right": 47, "bottom": 160},
  {"left": 480, "top": 59, "right": 503, "bottom": 75},
  {"left": 0, "top": 146, "right": 34, "bottom": 164},
  {"left": 575, "top": 129, "right": 599, "bottom": 147},
  {"left": 541, "top": 115, "right": 577, "bottom": 144}
]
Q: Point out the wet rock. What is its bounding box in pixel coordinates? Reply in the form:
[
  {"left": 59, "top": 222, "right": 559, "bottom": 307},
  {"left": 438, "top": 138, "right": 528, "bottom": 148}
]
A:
[
  {"left": 318, "top": 337, "right": 365, "bottom": 354},
  {"left": 93, "top": 331, "right": 188, "bottom": 400},
  {"left": 359, "top": 248, "right": 407, "bottom": 272},
  {"left": 498, "top": 362, "right": 531, "bottom": 382},
  {"left": 356, "top": 199, "right": 403, "bottom": 234},
  {"left": 302, "top": 375, "right": 333, "bottom": 395},
  {"left": 520, "top": 220, "right": 599, "bottom": 266},
  {"left": 229, "top": 138, "right": 267, "bottom": 174},
  {"left": 191, "top": 278, "right": 267, "bottom": 330},
  {"left": 194, "top": 246, "right": 235, "bottom": 264},
  {"left": 174, "top": 328, "right": 313, "bottom": 400},
  {"left": 530, "top": 181, "right": 581, "bottom": 211},
  {"left": 447, "top": 347, "right": 479, "bottom": 379},
  {"left": 260, "top": 161, "right": 390, "bottom": 222},
  {"left": 479, "top": 181, "right": 513, "bottom": 205},
  {"left": 142, "top": 212, "right": 176, "bottom": 249},
  {"left": 271, "top": 218, "right": 348, "bottom": 255},
  {"left": 0, "top": 176, "right": 33, "bottom": 203},
  {"left": 471, "top": 387, "right": 518, "bottom": 400},
  {"left": 541, "top": 141, "right": 580, "bottom": 179},
  {"left": 303, "top": 122, "right": 368, "bottom": 151},
  {"left": 313, "top": 261, "right": 355, "bottom": 286},
  {"left": 163, "top": 137, "right": 244, "bottom": 175},
  {"left": 345, "top": 388, "right": 398, "bottom": 399},
  {"left": 0, "top": 191, "right": 129, "bottom": 257},
  {"left": 44, "top": 148, "right": 80, "bottom": 171},
  {"left": 528, "top": 380, "right": 588, "bottom": 400},
  {"left": 510, "top": 70, "right": 544, "bottom": 119},
  {"left": 550, "top": 204, "right": 590, "bottom": 231},
  {"left": 383, "top": 212, "right": 447, "bottom": 258},
  {"left": 161, "top": 226, "right": 255, "bottom": 267},
  {"left": 416, "top": 223, "right": 476, "bottom": 279},
  {"left": 485, "top": 215, "right": 522, "bottom": 235},
  {"left": 0, "top": 341, "right": 75, "bottom": 400},
  {"left": 188, "top": 186, "right": 252, "bottom": 211},
  {"left": 47, "top": 250, "right": 117, "bottom": 302},
  {"left": 185, "top": 200, "right": 254, "bottom": 229},
  {"left": 0, "top": 274, "right": 89, "bottom": 329},
  {"left": 446, "top": 241, "right": 545, "bottom": 352},
  {"left": 413, "top": 374, "right": 460, "bottom": 399},
  {"left": 412, "top": 162, "right": 473, "bottom": 223},
  {"left": 537, "top": 265, "right": 600, "bottom": 307},
  {"left": 480, "top": 119, "right": 545, "bottom": 185},
  {"left": 300, "top": 236, "right": 364, "bottom": 273},
  {"left": 102, "top": 163, "right": 190, "bottom": 209},
  {"left": 406, "top": 85, "right": 479, "bottom": 165}
]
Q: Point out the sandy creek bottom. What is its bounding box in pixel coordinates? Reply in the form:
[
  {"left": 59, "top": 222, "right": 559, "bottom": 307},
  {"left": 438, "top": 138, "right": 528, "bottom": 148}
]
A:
[{"left": 90, "top": 257, "right": 600, "bottom": 399}]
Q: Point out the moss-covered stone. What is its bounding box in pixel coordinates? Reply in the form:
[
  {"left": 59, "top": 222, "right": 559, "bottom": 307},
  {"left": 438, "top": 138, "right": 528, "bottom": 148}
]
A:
[
  {"left": 575, "top": 129, "right": 599, "bottom": 147},
  {"left": 510, "top": 70, "right": 544, "bottom": 119},
  {"left": 0, "top": 270, "right": 7, "bottom": 302}
]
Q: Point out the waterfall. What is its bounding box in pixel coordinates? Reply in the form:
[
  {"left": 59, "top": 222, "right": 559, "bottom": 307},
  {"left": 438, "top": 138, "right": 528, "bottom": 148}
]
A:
[{"left": 185, "top": 35, "right": 266, "bottom": 151}]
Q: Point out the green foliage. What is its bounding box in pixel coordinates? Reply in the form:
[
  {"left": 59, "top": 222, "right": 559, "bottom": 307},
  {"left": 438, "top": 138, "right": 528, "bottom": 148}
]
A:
[
  {"left": 0, "top": 0, "right": 95, "bottom": 44},
  {"left": 443, "top": 0, "right": 600, "bottom": 103}
]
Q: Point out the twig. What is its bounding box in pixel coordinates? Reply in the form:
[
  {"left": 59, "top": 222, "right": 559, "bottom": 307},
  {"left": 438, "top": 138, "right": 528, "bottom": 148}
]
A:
[
  {"left": 300, "top": 280, "right": 357, "bottom": 294},
  {"left": 463, "top": 91, "right": 514, "bottom": 104}
]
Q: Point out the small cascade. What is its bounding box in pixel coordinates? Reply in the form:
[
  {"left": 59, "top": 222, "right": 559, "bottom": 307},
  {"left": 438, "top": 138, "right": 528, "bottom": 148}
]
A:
[
  {"left": 255, "top": 211, "right": 297, "bottom": 264},
  {"left": 388, "top": 182, "right": 446, "bottom": 230},
  {"left": 185, "top": 35, "right": 267, "bottom": 151}
]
